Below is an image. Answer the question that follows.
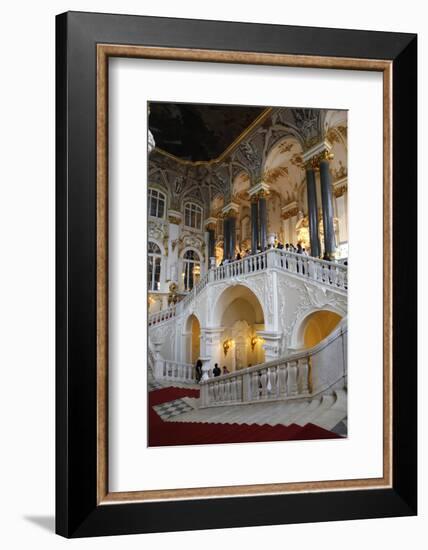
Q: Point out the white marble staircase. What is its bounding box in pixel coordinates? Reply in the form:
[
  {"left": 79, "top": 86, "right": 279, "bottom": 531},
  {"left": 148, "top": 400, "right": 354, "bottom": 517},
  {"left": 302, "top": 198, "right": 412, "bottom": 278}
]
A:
[{"left": 165, "top": 388, "right": 347, "bottom": 433}]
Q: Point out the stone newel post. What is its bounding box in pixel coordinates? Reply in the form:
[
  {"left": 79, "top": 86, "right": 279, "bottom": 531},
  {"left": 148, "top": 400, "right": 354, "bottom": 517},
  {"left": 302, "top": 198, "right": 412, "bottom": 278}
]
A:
[{"left": 151, "top": 341, "right": 164, "bottom": 379}]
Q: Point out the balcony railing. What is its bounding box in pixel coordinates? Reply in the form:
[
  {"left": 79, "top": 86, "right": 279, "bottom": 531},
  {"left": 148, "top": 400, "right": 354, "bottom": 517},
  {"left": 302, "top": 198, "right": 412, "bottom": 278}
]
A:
[{"left": 148, "top": 248, "right": 347, "bottom": 326}]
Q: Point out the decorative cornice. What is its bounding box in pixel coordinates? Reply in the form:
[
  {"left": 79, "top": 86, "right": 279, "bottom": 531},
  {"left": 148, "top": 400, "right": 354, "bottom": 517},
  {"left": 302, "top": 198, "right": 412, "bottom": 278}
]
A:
[
  {"left": 333, "top": 177, "right": 348, "bottom": 198},
  {"left": 282, "top": 207, "right": 299, "bottom": 220},
  {"left": 281, "top": 201, "right": 299, "bottom": 220}
]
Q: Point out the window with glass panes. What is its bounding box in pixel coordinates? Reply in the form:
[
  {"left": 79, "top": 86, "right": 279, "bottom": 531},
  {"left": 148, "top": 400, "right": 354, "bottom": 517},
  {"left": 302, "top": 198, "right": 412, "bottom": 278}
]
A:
[
  {"left": 148, "top": 188, "right": 166, "bottom": 219},
  {"left": 184, "top": 202, "right": 202, "bottom": 229},
  {"left": 183, "top": 250, "right": 200, "bottom": 291},
  {"left": 148, "top": 241, "right": 162, "bottom": 291}
]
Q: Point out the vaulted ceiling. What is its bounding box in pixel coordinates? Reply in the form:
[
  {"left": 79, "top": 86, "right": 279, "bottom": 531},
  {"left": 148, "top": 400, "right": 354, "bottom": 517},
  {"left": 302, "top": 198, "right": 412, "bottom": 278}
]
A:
[{"left": 149, "top": 102, "right": 265, "bottom": 162}]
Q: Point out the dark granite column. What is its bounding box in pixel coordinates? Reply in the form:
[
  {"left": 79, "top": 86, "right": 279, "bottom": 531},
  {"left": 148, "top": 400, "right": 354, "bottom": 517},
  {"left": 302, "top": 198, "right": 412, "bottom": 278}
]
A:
[
  {"left": 229, "top": 215, "right": 236, "bottom": 260},
  {"left": 259, "top": 195, "right": 267, "bottom": 251},
  {"left": 223, "top": 217, "right": 230, "bottom": 260},
  {"left": 207, "top": 228, "right": 216, "bottom": 260},
  {"left": 251, "top": 199, "right": 259, "bottom": 253},
  {"left": 306, "top": 166, "right": 321, "bottom": 257},
  {"left": 319, "top": 158, "right": 336, "bottom": 258}
]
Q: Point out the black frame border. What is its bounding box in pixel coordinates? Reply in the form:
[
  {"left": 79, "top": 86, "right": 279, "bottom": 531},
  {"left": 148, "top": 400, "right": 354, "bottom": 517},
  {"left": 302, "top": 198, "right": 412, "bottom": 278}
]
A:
[{"left": 56, "top": 11, "right": 417, "bottom": 537}]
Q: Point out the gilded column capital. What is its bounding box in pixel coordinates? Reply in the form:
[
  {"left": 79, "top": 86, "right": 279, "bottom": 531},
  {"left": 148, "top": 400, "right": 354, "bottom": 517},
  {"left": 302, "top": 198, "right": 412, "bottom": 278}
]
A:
[
  {"left": 248, "top": 181, "right": 270, "bottom": 201},
  {"left": 204, "top": 217, "right": 217, "bottom": 230},
  {"left": 304, "top": 158, "right": 317, "bottom": 171},
  {"left": 167, "top": 209, "right": 182, "bottom": 225},
  {"left": 221, "top": 202, "right": 239, "bottom": 219},
  {"left": 302, "top": 139, "right": 334, "bottom": 170},
  {"left": 319, "top": 149, "right": 335, "bottom": 162}
]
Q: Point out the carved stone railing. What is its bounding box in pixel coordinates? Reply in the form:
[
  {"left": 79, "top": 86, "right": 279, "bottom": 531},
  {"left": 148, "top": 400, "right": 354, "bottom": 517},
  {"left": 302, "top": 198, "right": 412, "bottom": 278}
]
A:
[
  {"left": 154, "top": 359, "right": 196, "bottom": 384},
  {"left": 208, "top": 249, "right": 347, "bottom": 290},
  {"left": 199, "top": 319, "right": 347, "bottom": 408},
  {"left": 179, "top": 271, "right": 210, "bottom": 310},
  {"left": 210, "top": 252, "right": 268, "bottom": 281},
  {"left": 148, "top": 303, "right": 177, "bottom": 326},
  {"left": 273, "top": 250, "right": 348, "bottom": 291},
  {"left": 148, "top": 249, "right": 347, "bottom": 326}
]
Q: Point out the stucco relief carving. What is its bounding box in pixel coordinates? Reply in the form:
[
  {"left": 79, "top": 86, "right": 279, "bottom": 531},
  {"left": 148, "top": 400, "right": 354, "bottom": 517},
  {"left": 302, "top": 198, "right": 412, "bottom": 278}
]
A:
[
  {"left": 150, "top": 320, "right": 174, "bottom": 344},
  {"left": 277, "top": 276, "right": 347, "bottom": 350},
  {"left": 293, "top": 108, "right": 321, "bottom": 147},
  {"left": 277, "top": 276, "right": 303, "bottom": 353},
  {"left": 304, "top": 283, "right": 347, "bottom": 313},
  {"left": 180, "top": 232, "right": 205, "bottom": 251},
  {"left": 275, "top": 272, "right": 346, "bottom": 348},
  {"left": 243, "top": 274, "right": 273, "bottom": 325},
  {"left": 264, "top": 273, "right": 274, "bottom": 325},
  {"left": 148, "top": 219, "right": 167, "bottom": 242},
  {"left": 238, "top": 137, "right": 264, "bottom": 178}
]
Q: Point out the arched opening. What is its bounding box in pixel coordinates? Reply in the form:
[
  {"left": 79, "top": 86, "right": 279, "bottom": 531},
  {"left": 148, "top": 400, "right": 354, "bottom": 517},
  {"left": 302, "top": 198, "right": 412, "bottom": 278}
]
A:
[
  {"left": 185, "top": 314, "right": 201, "bottom": 364},
  {"left": 301, "top": 310, "right": 342, "bottom": 348},
  {"left": 214, "top": 285, "right": 265, "bottom": 372}
]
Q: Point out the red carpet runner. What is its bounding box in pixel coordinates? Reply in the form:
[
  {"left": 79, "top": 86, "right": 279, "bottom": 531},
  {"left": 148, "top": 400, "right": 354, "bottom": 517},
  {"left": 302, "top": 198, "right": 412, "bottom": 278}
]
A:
[{"left": 149, "top": 387, "right": 341, "bottom": 447}]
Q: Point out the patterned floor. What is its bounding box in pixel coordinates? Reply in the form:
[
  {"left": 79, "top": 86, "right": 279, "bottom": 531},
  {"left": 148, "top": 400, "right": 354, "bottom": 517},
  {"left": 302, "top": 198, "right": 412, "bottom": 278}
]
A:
[
  {"left": 331, "top": 418, "right": 347, "bottom": 436},
  {"left": 153, "top": 398, "right": 195, "bottom": 420}
]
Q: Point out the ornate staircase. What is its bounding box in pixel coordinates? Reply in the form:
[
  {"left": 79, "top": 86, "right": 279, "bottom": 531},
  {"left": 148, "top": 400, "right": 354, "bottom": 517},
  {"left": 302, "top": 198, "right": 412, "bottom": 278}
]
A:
[
  {"left": 148, "top": 322, "right": 348, "bottom": 445},
  {"left": 148, "top": 386, "right": 345, "bottom": 447},
  {"left": 162, "top": 389, "right": 347, "bottom": 432},
  {"left": 147, "top": 250, "right": 348, "bottom": 445}
]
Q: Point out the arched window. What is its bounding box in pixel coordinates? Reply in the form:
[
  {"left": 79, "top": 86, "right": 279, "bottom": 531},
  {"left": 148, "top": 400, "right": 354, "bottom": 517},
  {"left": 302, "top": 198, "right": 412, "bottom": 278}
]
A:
[
  {"left": 184, "top": 202, "right": 202, "bottom": 230},
  {"left": 148, "top": 188, "right": 166, "bottom": 219},
  {"left": 148, "top": 241, "right": 162, "bottom": 291},
  {"left": 183, "top": 250, "right": 201, "bottom": 291}
]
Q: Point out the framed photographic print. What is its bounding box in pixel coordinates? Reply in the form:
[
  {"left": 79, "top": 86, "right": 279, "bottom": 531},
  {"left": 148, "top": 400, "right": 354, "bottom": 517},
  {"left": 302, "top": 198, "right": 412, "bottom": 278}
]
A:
[{"left": 56, "top": 11, "right": 417, "bottom": 537}]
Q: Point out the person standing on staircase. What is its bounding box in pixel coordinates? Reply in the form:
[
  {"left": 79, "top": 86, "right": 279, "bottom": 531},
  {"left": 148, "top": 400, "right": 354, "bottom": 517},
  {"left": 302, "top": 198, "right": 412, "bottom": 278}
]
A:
[{"left": 213, "top": 363, "right": 221, "bottom": 377}]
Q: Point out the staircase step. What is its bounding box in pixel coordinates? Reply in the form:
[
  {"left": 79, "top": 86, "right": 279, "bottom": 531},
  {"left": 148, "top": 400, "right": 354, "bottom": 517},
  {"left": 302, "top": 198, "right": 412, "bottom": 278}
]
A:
[
  {"left": 311, "top": 390, "right": 347, "bottom": 431},
  {"left": 153, "top": 385, "right": 347, "bottom": 439},
  {"left": 292, "top": 398, "right": 322, "bottom": 425}
]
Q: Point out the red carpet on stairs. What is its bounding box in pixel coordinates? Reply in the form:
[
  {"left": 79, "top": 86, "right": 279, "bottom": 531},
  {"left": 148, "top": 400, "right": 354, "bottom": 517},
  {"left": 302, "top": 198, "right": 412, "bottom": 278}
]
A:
[{"left": 148, "top": 386, "right": 342, "bottom": 447}]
